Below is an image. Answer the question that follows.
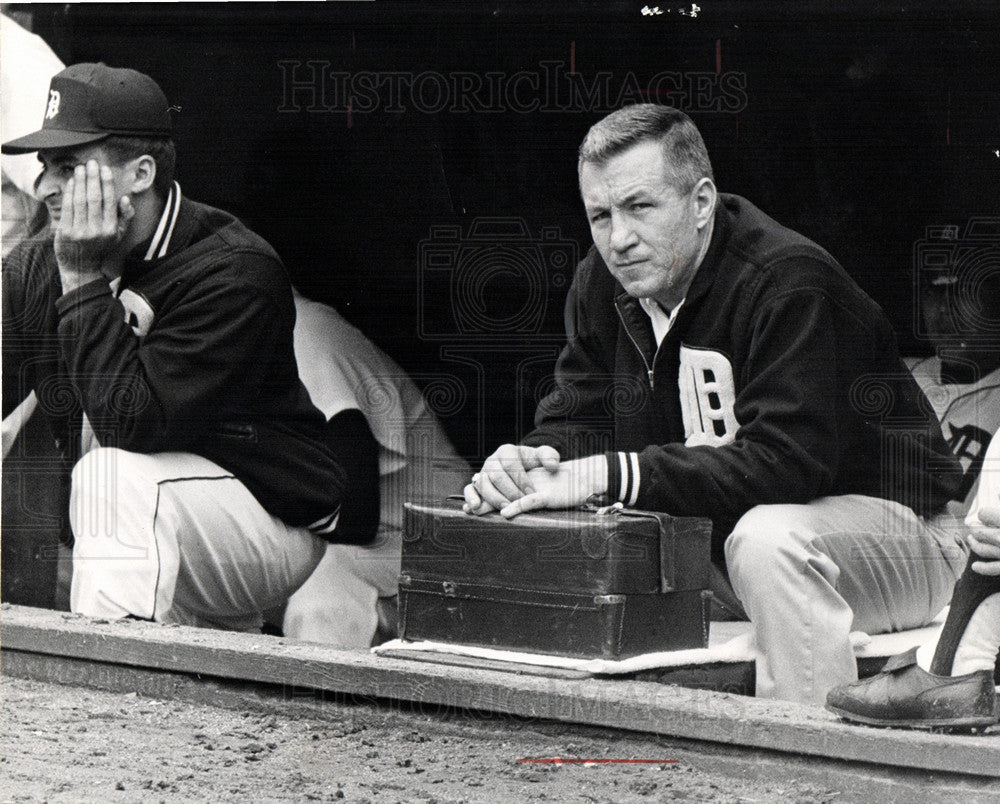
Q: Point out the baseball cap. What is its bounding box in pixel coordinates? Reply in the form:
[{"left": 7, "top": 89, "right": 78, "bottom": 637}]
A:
[{"left": 2, "top": 62, "right": 172, "bottom": 155}]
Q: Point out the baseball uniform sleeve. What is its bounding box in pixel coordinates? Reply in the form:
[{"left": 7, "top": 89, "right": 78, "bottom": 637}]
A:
[{"left": 52, "top": 255, "right": 290, "bottom": 453}]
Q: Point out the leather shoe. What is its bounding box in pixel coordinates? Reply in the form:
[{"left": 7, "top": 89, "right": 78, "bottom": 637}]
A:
[{"left": 826, "top": 646, "right": 999, "bottom": 730}]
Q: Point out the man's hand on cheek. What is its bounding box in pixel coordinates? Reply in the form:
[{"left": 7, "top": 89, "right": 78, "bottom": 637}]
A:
[{"left": 55, "top": 159, "right": 133, "bottom": 293}]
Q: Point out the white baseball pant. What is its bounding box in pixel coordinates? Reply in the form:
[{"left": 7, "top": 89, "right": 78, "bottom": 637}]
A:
[
  {"left": 725, "top": 494, "right": 968, "bottom": 705},
  {"left": 69, "top": 447, "right": 326, "bottom": 631}
]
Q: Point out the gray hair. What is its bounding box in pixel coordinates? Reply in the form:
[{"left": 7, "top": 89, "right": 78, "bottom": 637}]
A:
[{"left": 578, "top": 104, "right": 713, "bottom": 193}]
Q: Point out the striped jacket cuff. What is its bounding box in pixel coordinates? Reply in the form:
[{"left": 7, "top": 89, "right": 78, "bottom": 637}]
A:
[
  {"left": 604, "top": 451, "right": 640, "bottom": 506},
  {"left": 308, "top": 506, "right": 341, "bottom": 536}
]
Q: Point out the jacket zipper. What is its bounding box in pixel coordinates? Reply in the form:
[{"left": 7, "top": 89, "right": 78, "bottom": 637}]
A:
[{"left": 616, "top": 305, "right": 659, "bottom": 391}]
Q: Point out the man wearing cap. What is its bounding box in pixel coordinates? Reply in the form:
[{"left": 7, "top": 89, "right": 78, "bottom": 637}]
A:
[
  {"left": 2, "top": 63, "right": 381, "bottom": 630},
  {"left": 906, "top": 264, "right": 1000, "bottom": 513}
]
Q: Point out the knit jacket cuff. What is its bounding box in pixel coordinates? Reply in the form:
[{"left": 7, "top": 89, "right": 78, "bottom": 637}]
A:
[
  {"left": 55, "top": 277, "right": 112, "bottom": 315},
  {"left": 604, "top": 451, "right": 640, "bottom": 506}
]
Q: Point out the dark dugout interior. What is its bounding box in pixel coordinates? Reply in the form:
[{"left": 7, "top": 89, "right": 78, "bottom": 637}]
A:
[{"left": 17, "top": 1, "right": 1000, "bottom": 463}]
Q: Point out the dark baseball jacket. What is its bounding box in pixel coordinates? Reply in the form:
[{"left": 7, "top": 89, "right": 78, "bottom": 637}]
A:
[
  {"left": 522, "top": 194, "right": 960, "bottom": 549},
  {"left": 2, "top": 184, "right": 378, "bottom": 543}
]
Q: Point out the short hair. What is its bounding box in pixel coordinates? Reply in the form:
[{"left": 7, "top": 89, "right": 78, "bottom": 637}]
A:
[
  {"left": 101, "top": 135, "right": 177, "bottom": 199},
  {"left": 578, "top": 104, "right": 714, "bottom": 193}
]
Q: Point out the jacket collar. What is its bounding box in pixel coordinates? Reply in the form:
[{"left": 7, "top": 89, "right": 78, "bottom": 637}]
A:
[
  {"left": 120, "top": 182, "right": 197, "bottom": 282},
  {"left": 673, "top": 195, "right": 732, "bottom": 312},
  {"left": 141, "top": 181, "right": 183, "bottom": 261}
]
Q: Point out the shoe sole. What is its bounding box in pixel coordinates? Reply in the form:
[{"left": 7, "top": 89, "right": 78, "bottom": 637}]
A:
[{"left": 825, "top": 704, "right": 999, "bottom": 731}]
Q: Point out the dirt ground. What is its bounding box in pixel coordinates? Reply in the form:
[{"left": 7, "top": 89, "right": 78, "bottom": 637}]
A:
[{"left": 0, "top": 675, "right": 846, "bottom": 803}]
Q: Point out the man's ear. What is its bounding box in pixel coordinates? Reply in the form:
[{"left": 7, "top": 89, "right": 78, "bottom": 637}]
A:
[
  {"left": 126, "top": 154, "right": 157, "bottom": 194},
  {"left": 692, "top": 177, "right": 717, "bottom": 230}
]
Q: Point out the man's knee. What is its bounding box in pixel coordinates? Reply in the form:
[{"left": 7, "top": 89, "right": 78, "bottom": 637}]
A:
[
  {"left": 70, "top": 448, "right": 159, "bottom": 561},
  {"left": 70, "top": 447, "right": 145, "bottom": 506},
  {"left": 71, "top": 448, "right": 120, "bottom": 548},
  {"left": 70, "top": 446, "right": 108, "bottom": 496},
  {"left": 725, "top": 502, "right": 848, "bottom": 605},
  {"left": 725, "top": 504, "right": 804, "bottom": 577}
]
